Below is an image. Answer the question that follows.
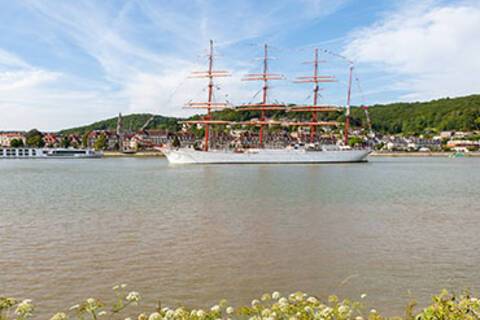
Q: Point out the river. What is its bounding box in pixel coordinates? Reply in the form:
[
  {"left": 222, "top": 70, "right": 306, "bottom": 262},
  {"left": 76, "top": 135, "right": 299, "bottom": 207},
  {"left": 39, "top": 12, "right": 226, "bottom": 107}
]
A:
[{"left": 0, "top": 157, "right": 479, "bottom": 317}]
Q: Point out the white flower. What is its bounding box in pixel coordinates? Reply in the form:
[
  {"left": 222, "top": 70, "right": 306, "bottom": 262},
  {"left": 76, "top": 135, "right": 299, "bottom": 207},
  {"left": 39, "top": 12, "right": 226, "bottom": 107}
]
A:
[
  {"left": 121, "top": 284, "right": 127, "bottom": 288},
  {"left": 125, "top": 318, "right": 132, "bottom": 320},
  {"left": 355, "top": 317, "right": 364, "bottom": 320},
  {"left": 174, "top": 308, "right": 184, "bottom": 316},
  {"left": 196, "top": 310, "right": 206, "bottom": 318},
  {"left": 86, "top": 298, "right": 96, "bottom": 305},
  {"left": 226, "top": 307, "right": 234, "bottom": 314},
  {"left": 261, "top": 293, "right": 271, "bottom": 301},
  {"left": 113, "top": 285, "right": 120, "bottom": 290},
  {"left": 50, "top": 312, "right": 68, "bottom": 320},
  {"left": 361, "top": 293, "right": 367, "bottom": 299},
  {"left": 210, "top": 305, "right": 220, "bottom": 313},
  {"left": 320, "top": 307, "right": 333, "bottom": 317},
  {"left": 338, "top": 305, "right": 349, "bottom": 313},
  {"left": 162, "top": 307, "right": 170, "bottom": 313},
  {"left": 306, "top": 296, "right": 318, "bottom": 304},
  {"left": 278, "top": 297, "right": 288, "bottom": 305},
  {"left": 272, "top": 291, "right": 281, "bottom": 300},
  {"left": 126, "top": 291, "right": 140, "bottom": 303},
  {"left": 251, "top": 299, "right": 260, "bottom": 307},
  {"left": 304, "top": 306, "right": 313, "bottom": 313},
  {"left": 149, "top": 312, "right": 162, "bottom": 320},
  {"left": 165, "top": 310, "right": 174, "bottom": 318},
  {"left": 370, "top": 309, "right": 377, "bottom": 314},
  {"left": 69, "top": 304, "right": 80, "bottom": 311},
  {"left": 261, "top": 309, "right": 271, "bottom": 317},
  {"left": 98, "top": 311, "right": 107, "bottom": 316},
  {"left": 15, "top": 299, "right": 34, "bottom": 316}
]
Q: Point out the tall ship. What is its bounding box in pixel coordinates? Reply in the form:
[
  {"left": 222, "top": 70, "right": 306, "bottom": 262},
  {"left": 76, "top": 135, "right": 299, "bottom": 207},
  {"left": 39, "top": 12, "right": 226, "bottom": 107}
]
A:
[{"left": 160, "top": 41, "right": 370, "bottom": 164}]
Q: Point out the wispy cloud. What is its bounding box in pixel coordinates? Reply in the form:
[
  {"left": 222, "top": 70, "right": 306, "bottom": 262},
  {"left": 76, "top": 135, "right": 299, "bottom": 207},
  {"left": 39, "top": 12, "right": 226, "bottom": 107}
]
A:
[
  {"left": 0, "top": 0, "right": 349, "bottom": 130},
  {"left": 343, "top": 0, "right": 480, "bottom": 101},
  {"left": 5, "top": 0, "right": 477, "bottom": 130}
]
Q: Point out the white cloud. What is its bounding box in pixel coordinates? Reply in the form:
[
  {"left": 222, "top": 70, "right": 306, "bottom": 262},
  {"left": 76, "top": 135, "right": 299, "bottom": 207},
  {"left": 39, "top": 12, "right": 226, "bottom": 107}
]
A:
[
  {"left": 0, "top": 49, "right": 30, "bottom": 70},
  {"left": 343, "top": 1, "right": 480, "bottom": 101},
  {"left": 0, "top": 0, "right": 347, "bottom": 130}
]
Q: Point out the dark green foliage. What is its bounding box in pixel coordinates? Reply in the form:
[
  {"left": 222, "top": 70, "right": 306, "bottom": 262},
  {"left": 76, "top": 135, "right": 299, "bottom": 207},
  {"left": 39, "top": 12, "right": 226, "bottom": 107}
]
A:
[
  {"left": 82, "top": 132, "right": 89, "bottom": 148},
  {"left": 348, "top": 136, "right": 363, "bottom": 147},
  {"left": 59, "top": 114, "right": 179, "bottom": 136},
  {"left": 10, "top": 139, "right": 24, "bottom": 148},
  {"left": 93, "top": 133, "right": 107, "bottom": 150},
  {"left": 349, "top": 95, "right": 480, "bottom": 135},
  {"left": 60, "top": 136, "right": 70, "bottom": 148},
  {"left": 59, "top": 95, "right": 480, "bottom": 136},
  {"left": 25, "top": 129, "right": 45, "bottom": 147}
]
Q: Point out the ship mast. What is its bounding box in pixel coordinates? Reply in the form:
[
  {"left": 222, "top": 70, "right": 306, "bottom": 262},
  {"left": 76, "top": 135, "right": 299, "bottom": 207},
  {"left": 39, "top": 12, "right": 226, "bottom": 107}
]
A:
[
  {"left": 289, "top": 48, "right": 340, "bottom": 143},
  {"left": 344, "top": 65, "right": 354, "bottom": 145},
  {"left": 181, "top": 40, "right": 230, "bottom": 151},
  {"left": 237, "top": 44, "right": 285, "bottom": 147}
]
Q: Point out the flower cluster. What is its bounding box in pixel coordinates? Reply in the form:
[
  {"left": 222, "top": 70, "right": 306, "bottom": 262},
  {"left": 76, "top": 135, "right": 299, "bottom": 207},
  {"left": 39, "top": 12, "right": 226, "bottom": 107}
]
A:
[{"left": 2, "top": 289, "right": 480, "bottom": 320}]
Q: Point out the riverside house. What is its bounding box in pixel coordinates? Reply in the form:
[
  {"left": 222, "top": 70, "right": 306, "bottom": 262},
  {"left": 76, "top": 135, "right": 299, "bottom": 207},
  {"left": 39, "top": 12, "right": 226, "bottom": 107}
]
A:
[{"left": 0, "top": 131, "right": 26, "bottom": 147}]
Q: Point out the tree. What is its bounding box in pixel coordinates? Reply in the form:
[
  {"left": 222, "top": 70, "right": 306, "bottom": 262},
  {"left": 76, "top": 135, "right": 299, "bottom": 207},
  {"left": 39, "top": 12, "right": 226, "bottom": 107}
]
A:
[
  {"left": 10, "top": 139, "right": 24, "bottom": 148},
  {"left": 60, "top": 136, "right": 70, "bottom": 148},
  {"left": 94, "top": 133, "right": 107, "bottom": 150},
  {"left": 172, "top": 135, "right": 181, "bottom": 148},
  {"left": 348, "top": 136, "right": 363, "bottom": 147},
  {"left": 82, "top": 132, "right": 90, "bottom": 148},
  {"left": 26, "top": 129, "right": 45, "bottom": 147}
]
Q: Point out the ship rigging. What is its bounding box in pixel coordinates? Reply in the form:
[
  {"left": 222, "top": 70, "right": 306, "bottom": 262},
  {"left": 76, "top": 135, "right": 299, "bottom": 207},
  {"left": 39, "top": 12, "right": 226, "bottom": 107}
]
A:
[{"left": 159, "top": 40, "right": 371, "bottom": 164}]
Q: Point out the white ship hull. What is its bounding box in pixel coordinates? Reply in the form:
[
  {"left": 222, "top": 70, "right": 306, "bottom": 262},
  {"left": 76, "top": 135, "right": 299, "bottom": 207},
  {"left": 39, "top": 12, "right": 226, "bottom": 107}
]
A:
[{"left": 160, "top": 147, "right": 370, "bottom": 164}]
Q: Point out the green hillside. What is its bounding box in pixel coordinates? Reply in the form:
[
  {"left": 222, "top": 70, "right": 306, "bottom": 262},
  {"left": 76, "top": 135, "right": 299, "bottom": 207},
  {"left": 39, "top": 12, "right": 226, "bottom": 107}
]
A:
[
  {"left": 59, "top": 95, "right": 480, "bottom": 135},
  {"left": 59, "top": 114, "right": 180, "bottom": 135},
  {"left": 351, "top": 95, "right": 480, "bottom": 134}
]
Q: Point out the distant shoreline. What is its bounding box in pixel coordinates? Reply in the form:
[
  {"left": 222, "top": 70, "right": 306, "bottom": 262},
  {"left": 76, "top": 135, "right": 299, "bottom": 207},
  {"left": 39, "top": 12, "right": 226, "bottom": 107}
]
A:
[
  {"left": 102, "top": 150, "right": 480, "bottom": 158},
  {"left": 370, "top": 151, "right": 480, "bottom": 157},
  {"left": 103, "top": 151, "right": 165, "bottom": 157}
]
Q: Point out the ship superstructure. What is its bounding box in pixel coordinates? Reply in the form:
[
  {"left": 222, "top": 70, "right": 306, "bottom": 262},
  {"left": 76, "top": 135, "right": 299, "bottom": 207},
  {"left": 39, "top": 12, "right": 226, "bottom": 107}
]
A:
[{"left": 160, "top": 41, "right": 370, "bottom": 164}]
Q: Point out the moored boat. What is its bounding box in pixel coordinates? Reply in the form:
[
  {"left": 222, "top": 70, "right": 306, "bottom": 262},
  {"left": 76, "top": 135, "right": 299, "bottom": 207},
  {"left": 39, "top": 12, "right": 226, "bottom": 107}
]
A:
[
  {"left": 161, "top": 40, "right": 371, "bottom": 164},
  {"left": 161, "top": 146, "right": 370, "bottom": 164},
  {"left": 0, "top": 148, "right": 102, "bottom": 159}
]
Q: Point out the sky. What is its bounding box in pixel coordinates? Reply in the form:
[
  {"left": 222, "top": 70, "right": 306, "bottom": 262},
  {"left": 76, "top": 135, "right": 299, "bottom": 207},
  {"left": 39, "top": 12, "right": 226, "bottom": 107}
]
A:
[{"left": 0, "top": 0, "right": 479, "bottom": 131}]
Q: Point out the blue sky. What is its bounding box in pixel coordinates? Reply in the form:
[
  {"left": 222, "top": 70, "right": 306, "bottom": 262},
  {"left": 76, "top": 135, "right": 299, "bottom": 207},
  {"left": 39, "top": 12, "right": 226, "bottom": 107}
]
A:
[{"left": 1, "top": 0, "right": 479, "bottom": 130}]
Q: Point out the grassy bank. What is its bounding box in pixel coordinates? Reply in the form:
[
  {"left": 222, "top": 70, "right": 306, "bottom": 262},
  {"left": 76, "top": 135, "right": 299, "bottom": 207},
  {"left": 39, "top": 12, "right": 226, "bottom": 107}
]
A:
[{"left": 1, "top": 289, "right": 479, "bottom": 320}]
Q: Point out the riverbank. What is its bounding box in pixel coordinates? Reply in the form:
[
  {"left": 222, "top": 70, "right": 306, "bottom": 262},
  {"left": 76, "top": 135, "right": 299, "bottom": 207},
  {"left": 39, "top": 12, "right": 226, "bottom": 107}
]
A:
[
  {"left": 102, "top": 150, "right": 480, "bottom": 158},
  {"left": 103, "top": 151, "right": 164, "bottom": 157},
  {"left": 370, "top": 151, "right": 480, "bottom": 157}
]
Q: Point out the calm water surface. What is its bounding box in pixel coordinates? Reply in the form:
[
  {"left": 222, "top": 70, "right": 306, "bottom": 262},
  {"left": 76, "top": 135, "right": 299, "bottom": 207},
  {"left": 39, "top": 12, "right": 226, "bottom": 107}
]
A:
[{"left": 1, "top": 157, "right": 479, "bottom": 317}]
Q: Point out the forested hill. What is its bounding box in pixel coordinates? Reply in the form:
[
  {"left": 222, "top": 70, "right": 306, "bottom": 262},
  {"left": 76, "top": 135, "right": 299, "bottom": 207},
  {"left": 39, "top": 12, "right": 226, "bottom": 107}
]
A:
[
  {"left": 59, "top": 114, "right": 179, "bottom": 136},
  {"left": 352, "top": 94, "right": 480, "bottom": 134},
  {"left": 60, "top": 95, "right": 480, "bottom": 135}
]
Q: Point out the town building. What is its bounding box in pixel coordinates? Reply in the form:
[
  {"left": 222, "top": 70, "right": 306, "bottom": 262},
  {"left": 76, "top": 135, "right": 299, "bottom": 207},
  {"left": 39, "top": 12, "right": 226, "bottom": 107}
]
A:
[{"left": 0, "top": 132, "right": 26, "bottom": 147}]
